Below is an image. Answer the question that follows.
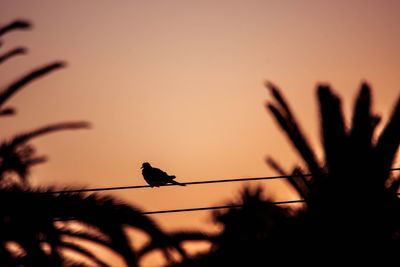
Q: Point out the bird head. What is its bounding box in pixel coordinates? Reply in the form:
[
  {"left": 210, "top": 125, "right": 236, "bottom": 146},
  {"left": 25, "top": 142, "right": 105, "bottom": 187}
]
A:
[{"left": 141, "top": 162, "right": 151, "bottom": 169}]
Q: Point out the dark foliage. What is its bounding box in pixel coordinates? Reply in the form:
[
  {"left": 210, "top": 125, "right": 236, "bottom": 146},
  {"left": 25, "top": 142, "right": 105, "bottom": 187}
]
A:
[
  {"left": 0, "top": 19, "right": 198, "bottom": 267},
  {"left": 171, "top": 82, "right": 400, "bottom": 266}
]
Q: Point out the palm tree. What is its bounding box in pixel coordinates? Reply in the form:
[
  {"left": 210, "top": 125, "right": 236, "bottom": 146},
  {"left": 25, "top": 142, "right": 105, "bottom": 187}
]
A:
[
  {"left": 168, "top": 187, "right": 290, "bottom": 267},
  {"left": 266, "top": 82, "right": 400, "bottom": 245},
  {"left": 0, "top": 185, "right": 186, "bottom": 267},
  {"left": 0, "top": 121, "right": 90, "bottom": 185},
  {"left": 171, "top": 82, "right": 400, "bottom": 266},
  {"left": 0, "top": 19, "right": 191, "bottom": 266}
]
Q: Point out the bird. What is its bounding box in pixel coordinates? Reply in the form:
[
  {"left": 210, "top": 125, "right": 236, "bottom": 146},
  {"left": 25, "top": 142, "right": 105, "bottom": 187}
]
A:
[{"left": 141, "top": 162, "right": 186, "bottom": 187}]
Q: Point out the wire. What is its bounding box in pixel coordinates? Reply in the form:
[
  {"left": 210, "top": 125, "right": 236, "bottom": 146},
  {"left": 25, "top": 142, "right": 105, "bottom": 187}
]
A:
[
  {"left": 54, "top": 199, "right": 305, "bottom": 221},
  {"left": 49, "top": 167, "right": 400, "bottom": 219},
  {"left": 36, "top": 174, "right": 305, "bottom": 194},
  {"left": 35, "top": 167, "right": 400, "bottom": 195},
  {"left": 142, "top": 199, "right": 305, "bottom": 215}
]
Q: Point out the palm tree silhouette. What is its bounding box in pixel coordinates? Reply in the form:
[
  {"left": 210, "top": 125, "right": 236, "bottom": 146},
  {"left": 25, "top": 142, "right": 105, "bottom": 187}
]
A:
[
  {"left": 266, "top": 82, "right": 400, "bottom": 245},
  {"left": 0, "top": 122, "right": 90, "bottom": 185},
  {"left": 168, "top": 187, "right": 290, "bottom": 267},
  {"left": 0, "top": 19, "right": 192, "bottom": 266},
  {"left": 0, "top": 185, "right": 186, "bottom": 267},
  {"left": 171, "top": 82, "right": 400, "bottom": 266}
]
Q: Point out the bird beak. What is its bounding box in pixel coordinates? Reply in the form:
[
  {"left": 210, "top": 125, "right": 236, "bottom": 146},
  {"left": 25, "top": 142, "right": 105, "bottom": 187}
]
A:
[{"left": 140, "top": 166, "right": 143, "bottom": 169}]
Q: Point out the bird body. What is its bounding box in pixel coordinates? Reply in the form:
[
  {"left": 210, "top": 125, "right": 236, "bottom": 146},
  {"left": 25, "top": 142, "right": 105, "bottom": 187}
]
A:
[{"left": 141, "top": 162, "right": 185, "bottom": 187}]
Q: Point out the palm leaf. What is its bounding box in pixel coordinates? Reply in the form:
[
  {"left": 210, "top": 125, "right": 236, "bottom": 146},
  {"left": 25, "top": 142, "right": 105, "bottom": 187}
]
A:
[
  {"left": 0, "top": 47, "right": 27, "bottom": 65},
  {"left": 265, "top": 81, "right": 292, "bottom": 115},
  {"left": 0, "top": 107, "right": 16, "bottom": 116},
  {"left": 266, "top": 157, "right": 308, "bottom": 199},
  {"left": 0, "top": 62, "right": 65, "bottom": 108},
  {"left": 350, "top": 83, "right": 373, "bottom": 145},
  {"left": 0, "top": 20, "right": 31, "bottom": 38},
  {"left": 374, "top": 96, "right": 400, "bottom": 180},
  {"left": 317, "top": 85, "right": 347, "bottom": 175},
  {"left": 61, "top": 241, "right": 109, "bottom": 267},
  {"left": 266, "top": 82, "right": 321, "bottom": 174},
  {"left": 57, "top": 228, "right": 111, "bottom": 249},
  {"left": 138, "top": 231, "right": 212, "bottom": 259},
  {"left": 10, "top": 121, "right": 90, "bottom": 145},
  {"left": 0, "top": 122, "right": 89, "bottom": 182},
  {"left": 265, "top": 156, "right": 287, "bottom": 176},
  {"left": 291, "top": 167, "right": 310, "bottom": 199},
  {"left": 0, "top": 187, "right": 141, "bottom": 266}
]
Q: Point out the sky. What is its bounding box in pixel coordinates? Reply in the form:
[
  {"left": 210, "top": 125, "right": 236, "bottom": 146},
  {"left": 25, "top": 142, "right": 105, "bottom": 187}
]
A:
[{"left": 1, "top": 0, "right": 400, "bottom": 266}]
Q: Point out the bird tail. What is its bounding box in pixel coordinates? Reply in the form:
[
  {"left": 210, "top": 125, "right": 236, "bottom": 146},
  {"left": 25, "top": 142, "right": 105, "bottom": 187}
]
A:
[{"left": 170, "top": 179, "right": 186, "bottom": 186}]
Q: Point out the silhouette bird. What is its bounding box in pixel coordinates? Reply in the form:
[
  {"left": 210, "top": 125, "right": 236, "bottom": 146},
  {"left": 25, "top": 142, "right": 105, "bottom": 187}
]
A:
[{"left": 141, "top": 162, "right": 186, "bottom": 187}]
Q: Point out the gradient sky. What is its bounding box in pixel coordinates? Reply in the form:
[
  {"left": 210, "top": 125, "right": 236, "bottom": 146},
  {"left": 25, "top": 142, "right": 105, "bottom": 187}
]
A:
[{"left": 1, "top": 0, "right": 400, "bottom": 265}]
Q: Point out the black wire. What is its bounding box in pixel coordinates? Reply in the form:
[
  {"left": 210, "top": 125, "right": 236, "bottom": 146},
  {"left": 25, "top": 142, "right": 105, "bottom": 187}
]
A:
[
  {"left": 49, "top": 168, "right": 400, "bottom": 218},
  {"left": 54, "top": 199, "right": 305, "bottom": 220},
  {"left": 142, "top": 199, "right": 305, "bottom": 215},
  {"left": 34, "top": 167, "right": 400, "bottom": 195},
  {"left": 36, "top": 174, "right": 302, "bottom": 194}
]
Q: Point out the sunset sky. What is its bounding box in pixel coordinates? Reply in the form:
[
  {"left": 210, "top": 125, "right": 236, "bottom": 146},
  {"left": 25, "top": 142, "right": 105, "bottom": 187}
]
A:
[{"left": 1, "top": 0, "right": 400, "bottom": 265}]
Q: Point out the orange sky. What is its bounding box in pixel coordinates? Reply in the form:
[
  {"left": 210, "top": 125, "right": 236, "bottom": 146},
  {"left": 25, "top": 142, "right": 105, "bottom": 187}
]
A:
[{"left": 1, "top": 0, "right": 400, "bottom": 265}]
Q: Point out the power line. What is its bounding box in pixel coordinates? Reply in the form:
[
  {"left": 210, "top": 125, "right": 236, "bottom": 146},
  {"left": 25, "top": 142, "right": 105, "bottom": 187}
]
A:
[
  {"left": 55, "top": 199, "right": 305, "bottom": 221},
  {"left": 36, "top": 167, "right": 400, "bottom": 195},
  {"left": 142, "top": 199, "right": 305, "bottom": 215},
  {"left": 38, "top": 174, "right": 306, "bottom": 194},
  {"left": 50, "top": 168, "right": 400, "bottom": 219}
]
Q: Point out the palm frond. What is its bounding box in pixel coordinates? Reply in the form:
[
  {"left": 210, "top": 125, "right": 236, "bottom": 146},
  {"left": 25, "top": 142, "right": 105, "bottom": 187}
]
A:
[
  {"left": 0, "top": 187, "right": 143, "bottom": 267},
  {"left": 350, "top": 83, "right": 373, "bottom": 142},
  {"left": 265, "top": 81, "right": 292, "bottom": 115},
  {"left": 266, "top": 157, "right": 308, "bottom": 198},
  {"left": 61, "top": 259, "right": 90, "bottom": 267},
  {"left": 138, "top": 231, "right": 212, "bottom": 260},
  {"left": 16, "top": 239, "right": 50, "bottom": 266},
  {"left": 0, "top": 122, "right": 88, "bottom": 183},
  {"left": 349, "top": 83, "right": 377, "bottom": 168},
  {"left": 11, "top": 121, "right": 90, "bottom": 145},
  {"left": 0, "top": 107, "right": 16, "bottom": 116},
  {"left": 266, "top": 82, "right": 321, "bottom": 174},
  {"left": 265, "top": 156, "right": 287, "bottom": 176},
  {"left": 0, "top": 47, "right": 27, "bottom": 65},
  {"left": 0, "top": 62, "right": 65, "bottom": 108},
  {"left": 374, "top": 96, "right": 400, "bottom": 180},
  {"left": 317, "top": 85, "right": 347, "bottom": 175},
  {"left": 0, "top": 20, "right": 31, "bottom": 38},
  {"left": 57, "top": 228, "right": 111, "bottom": 248},
  {"left": 291, "top": 167, "right": 309, "bottom": 199},
  {"left": 48, "top": 192, "right": 151, "bottom": 267},
  {"left": 61, "top": 241, "right": 109, "bottom": 267},
  {"left": 60, "top": 259, "right": 88, "bottom": 267}
]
